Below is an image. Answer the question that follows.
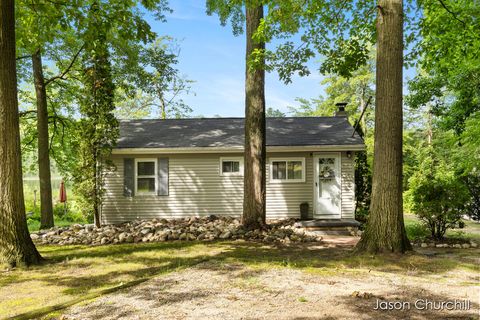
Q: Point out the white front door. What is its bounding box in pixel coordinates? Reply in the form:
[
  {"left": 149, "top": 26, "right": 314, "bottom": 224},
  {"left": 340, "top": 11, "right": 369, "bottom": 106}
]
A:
[{"left": 314, "top": 153, "right": 341, "bottom": 218}]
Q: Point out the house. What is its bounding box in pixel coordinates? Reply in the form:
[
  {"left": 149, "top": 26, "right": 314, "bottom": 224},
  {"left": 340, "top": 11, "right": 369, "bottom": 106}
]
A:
[{"left": 101, "top": 110, "right": 365, "bottom": 225}]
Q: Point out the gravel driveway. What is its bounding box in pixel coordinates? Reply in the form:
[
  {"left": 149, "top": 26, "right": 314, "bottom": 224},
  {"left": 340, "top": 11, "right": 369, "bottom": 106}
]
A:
[{"left": 61, "top": 259, "right": 478, "bottom": 320}]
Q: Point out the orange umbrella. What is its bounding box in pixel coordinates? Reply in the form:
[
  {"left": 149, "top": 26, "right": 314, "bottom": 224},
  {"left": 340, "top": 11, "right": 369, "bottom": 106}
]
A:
[
  {"left": 59, "top": 180, "right": 67, "bottom": 215},
  {"left": 59, "top": 180, "right": 67, "bottom": 203}
]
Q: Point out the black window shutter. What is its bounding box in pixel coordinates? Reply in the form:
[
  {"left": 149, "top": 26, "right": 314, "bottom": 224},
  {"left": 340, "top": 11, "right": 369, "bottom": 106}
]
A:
[
  {"left": 124, "top": 158, "right": 135, "bottom": 197},
  {"left": 158, "top": 157, "right": 169, "bottom": 196}
]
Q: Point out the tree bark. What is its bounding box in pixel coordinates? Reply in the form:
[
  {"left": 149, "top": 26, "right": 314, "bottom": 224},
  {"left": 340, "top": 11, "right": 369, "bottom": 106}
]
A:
[
  {"left": 360, "top": 87, "right": 367, "bottom": 135},
  {"left": 356, "top": 0, "right": 411, "bottom": 253},
  {"left": 32, "top": 49, "right": 54, "bottom": 229},
  {"left": 94, "top": 156, "right": 101, "bottom": 228},
  {"left": 0, "top": 0, "right": 42, "bottom": 267},
  {"left": 242, "top": 4, "right": 266, "bottom": 229}
]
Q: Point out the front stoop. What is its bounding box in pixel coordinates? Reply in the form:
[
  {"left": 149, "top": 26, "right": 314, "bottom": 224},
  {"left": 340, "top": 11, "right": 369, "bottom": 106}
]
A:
[{"left": 294, "top": 219, "right": 361, "bottom": 236}]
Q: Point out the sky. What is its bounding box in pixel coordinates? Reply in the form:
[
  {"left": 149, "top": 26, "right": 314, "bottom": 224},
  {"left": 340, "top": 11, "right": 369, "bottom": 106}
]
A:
[{"left": 146, "top": 0, "right": 325, "bottom": 117}]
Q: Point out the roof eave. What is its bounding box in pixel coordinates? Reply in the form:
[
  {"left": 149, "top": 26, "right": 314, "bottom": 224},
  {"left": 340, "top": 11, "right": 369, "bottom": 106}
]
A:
[{"left": 112, "top": 144, "right": 366, "bottom": 155}]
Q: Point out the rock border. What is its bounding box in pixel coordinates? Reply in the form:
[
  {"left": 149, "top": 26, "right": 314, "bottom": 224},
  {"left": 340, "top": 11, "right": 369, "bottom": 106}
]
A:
[
  {"left": 413, "top": 240, "right": 478, "bottom": 249},
  {"left": 30, "top": 216, "right": 324, "bottom": 246}
]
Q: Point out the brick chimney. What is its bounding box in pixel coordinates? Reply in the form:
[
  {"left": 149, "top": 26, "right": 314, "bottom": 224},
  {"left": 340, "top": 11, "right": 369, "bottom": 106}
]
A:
[{"left": 334, "top": 102, "right": 348, "bottom": 117}]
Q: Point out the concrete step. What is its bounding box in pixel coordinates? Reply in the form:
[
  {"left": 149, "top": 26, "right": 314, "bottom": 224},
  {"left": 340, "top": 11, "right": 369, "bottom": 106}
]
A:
[
  {"left": 294, "top": 219, "right": 361, "bottom": 228},
  {"left": 294, "top": 219, "right": 361, "bottom": 236},
  {"left": 307, "top": 229, "right": 355, "bottom": 236}
]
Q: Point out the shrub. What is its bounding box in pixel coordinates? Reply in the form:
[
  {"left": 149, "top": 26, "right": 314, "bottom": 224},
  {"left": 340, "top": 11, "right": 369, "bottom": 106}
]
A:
[
  {"left": 354, "top": 207, "right": 369, "bottom": 227},
  {"left": 405, "top": 220, "right": 430, "bottom": 241},
  {"left": 462, "top": 174, "right": 480, "bottom": 221},
  {"left": 405, "top": 151, "right": 470, "bottom": 240}
]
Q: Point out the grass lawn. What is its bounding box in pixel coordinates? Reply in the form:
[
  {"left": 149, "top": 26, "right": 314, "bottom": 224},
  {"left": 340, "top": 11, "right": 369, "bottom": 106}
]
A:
[
  {"left": 1, "top": 240, "right": 479, "bottom": 319},
  {"left": 27, "top": 219, "right": 75, "bottom": 233}
]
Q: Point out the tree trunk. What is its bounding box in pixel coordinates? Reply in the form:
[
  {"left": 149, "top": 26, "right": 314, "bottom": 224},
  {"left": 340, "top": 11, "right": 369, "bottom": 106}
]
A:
[
  {"left": 242, "top": 4, "right": 266, "bottom": 229},
  {"left": 94, "top": 156, "right": 101, "bottom": 228},
  {"left": 360, "top": 87, "right": 367, "bottom": 135},
  {"left": 355, "top": 0, "right": 411, "bottom": 253},
  {"left": 0, "top": 0, "right": 42, "bottom": 267},
  {"left": 32, "top": 49, "right": 54, "bottom": 230}
]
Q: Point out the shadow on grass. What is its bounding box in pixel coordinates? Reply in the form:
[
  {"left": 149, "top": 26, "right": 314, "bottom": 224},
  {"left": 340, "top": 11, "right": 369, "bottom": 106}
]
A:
[
  {"left": 2, "top": 240, "right": 479, "bottom": 319},
  {"left": 204, "top": 242, "right": 479, "bottom": 275},
  {"left": 0, "top": 241, "right": 202, "bottom": 288}
]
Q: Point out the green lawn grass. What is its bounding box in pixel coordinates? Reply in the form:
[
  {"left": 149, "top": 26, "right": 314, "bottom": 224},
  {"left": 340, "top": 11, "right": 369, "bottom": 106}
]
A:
[
  {"left": 0, "top": 242, "right": 220, "bottom": 319},
  {"left": 27, "top": 219, "right": 76, "bottom": 232},
  {"left": 1, "top": 241, "right": 478, "bottom": 319}
]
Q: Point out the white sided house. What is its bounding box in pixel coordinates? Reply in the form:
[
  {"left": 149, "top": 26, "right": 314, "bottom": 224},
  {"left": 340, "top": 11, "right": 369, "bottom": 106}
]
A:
[{"left": 101, "top": 112, "right": 365, "bottom": 225}]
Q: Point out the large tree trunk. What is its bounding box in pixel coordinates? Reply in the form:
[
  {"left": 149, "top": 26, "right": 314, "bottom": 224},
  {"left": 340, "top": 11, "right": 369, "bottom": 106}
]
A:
[
  {"left": 356, "top": 0, "right": 411, "bottom": 253},
  {"left": 32, "top": 49, "right": 54, "bottom": 230},
  {"left": 242, "top": 4, "right": 266, "bottom": 229},
  {"left": 0, "top": 0, "right": 42, "bottom": 267}
]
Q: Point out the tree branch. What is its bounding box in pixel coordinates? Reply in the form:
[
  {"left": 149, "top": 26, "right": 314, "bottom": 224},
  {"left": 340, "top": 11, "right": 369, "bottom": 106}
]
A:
[
  {"left": 19, "top": 110, "right": 37, "bottom": 117},
  {"left": 45, "top": 44, "right": 85, "bottom": 86},
  {"left": 437, "top": 0, "right": 466, "bottom": 27},
  {"left": 16, "top": 54, "right": 32, "bottom": 61}
]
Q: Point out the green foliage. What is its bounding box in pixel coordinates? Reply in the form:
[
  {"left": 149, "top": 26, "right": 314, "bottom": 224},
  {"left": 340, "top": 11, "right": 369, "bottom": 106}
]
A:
[
  {"left": 258, "top": 0, "right": 377, "bottom": 82},
  {"left": 288, "top": 58, "right": 374, "bottom": 125},
  {"left": 457, "top": 114, "right": 480, "bottom": 221},
  {"left": 405, "top": 1, "right": 480, "bottom": 226},
  {"left": 131, "top": 38, "right": 194, "bottom": 119},
  {"left": 205, "top": 0, "right": 245, "bottom": 36},
  {"left": 402, "top": 129, "right": 426, "bottom": 190},
  {"left": 24, "top": 181, "right": 86, "bottom": 231},
  {"left": 17, "top": 0, "right": 176, "bottom": 223},
  {"left": 405, "top": 148, "right": 470, "bottom": 240},
  {"left": 354, "top": 150, "right": 371, "bottom": 223},
  {"left": 206, "top": 1, "right": 376, "bottom": 82},
  {"left": 114, "top": 89, "right": 154, "bottom": 119},
  {"left": 407, "top": 1, "right": 480, "bottom": 135},
  {"left": 404, "top": 220, "right": 430, "bottom": 241},
  {"left": 70, "top": 3, "right": 118, "bottom": 222},
  {"left": 266, "top": 107, "right": 285, "bottom": 117}
]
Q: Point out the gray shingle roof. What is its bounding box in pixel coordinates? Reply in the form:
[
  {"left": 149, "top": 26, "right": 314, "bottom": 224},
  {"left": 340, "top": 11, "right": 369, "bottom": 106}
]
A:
[{"left": 116, "top": 117, "right": 364, "bottom": 149}]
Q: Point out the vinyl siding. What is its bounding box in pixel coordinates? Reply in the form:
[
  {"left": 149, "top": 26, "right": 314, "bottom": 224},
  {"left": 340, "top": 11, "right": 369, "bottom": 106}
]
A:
[
  {"left": 101, "top": 151, "right": 355, "bottom": 224},
  {"left": 266, "top": 153, "right": 313, "bottom": 219},
  {"left": 340, "top": 152, "right": 355, "bottom": 219}
]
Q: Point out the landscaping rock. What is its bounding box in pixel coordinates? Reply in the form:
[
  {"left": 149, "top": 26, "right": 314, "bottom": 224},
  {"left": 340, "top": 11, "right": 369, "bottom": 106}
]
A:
[
  {"left": 219, "top": 231, "right": 232, "bottom": 239},
  {"left": 30, "top": 216, "right": 325, "bottom": 246}
]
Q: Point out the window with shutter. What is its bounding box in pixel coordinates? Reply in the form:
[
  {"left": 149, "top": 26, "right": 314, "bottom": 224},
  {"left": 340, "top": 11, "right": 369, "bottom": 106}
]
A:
[{"left": 135, "top": 159, "right": 157, "bottom": 195}]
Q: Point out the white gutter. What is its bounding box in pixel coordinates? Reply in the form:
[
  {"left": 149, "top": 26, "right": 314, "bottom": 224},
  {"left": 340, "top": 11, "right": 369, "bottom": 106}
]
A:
[{"left": 112, "top": 144, "right": 366, "bottom": 155}]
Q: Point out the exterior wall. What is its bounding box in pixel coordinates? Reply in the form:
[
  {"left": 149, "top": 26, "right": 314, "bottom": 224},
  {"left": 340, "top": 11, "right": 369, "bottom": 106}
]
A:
[
  {"left": 340, "top": 152, "right": 355, "bottom": 219},
  {"left": 101, "top": 151, "right": 356, "bottom": 224},
  {"left": 266, "top": 152, "right": 313, "bottom": 219}
]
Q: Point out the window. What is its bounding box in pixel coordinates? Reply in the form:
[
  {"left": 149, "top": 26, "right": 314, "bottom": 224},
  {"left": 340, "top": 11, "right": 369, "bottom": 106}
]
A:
[
  {"left": 220, "top": 157, "right": 243, "bottom": 176},
  {"left": 270, "top": 158, "right": 305, "bottom": 182},
  {"left": 135, "top": 159, "right": 157, "bottom": 194}
]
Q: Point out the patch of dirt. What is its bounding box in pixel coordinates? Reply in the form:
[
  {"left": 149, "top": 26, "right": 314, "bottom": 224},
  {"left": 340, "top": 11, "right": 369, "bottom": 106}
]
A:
[{"left": 61, "top": 260, "right": 478, "bottom": 320}]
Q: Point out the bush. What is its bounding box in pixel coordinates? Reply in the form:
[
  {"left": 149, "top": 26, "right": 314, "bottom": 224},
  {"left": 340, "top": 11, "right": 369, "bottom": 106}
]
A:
[
  {"left": 405, "top": 221, "right": 430, "bottom": 241},
  {"left": 354, "top": 207, "right": 369, "bottom": 227},
  {"left": 462, "top": 174, "right": 480, "bottom": 221},
  {"left": 405, "top": 152, "right": 470, "bottom": 240}
]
